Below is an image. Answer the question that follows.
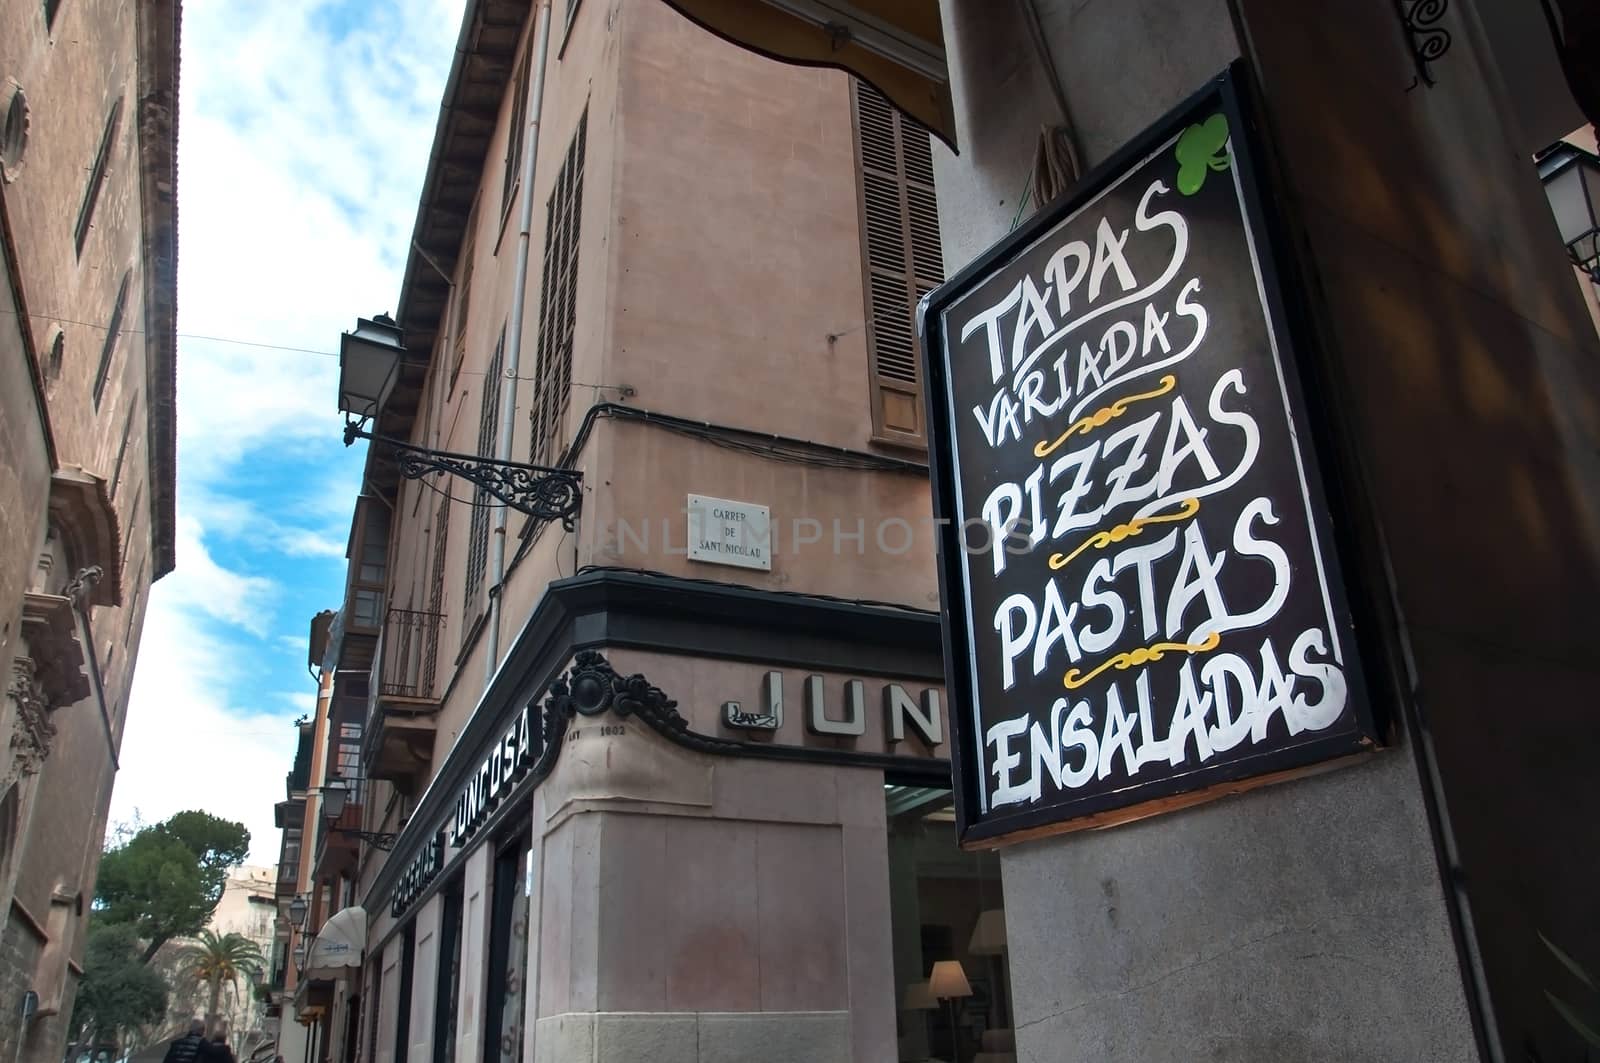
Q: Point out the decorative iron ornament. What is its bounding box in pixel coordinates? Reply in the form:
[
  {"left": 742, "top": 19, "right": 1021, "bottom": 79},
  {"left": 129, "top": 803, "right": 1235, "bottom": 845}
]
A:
[
  {"left": 328, "top": 827, "right": 399, "bottom": 851},
  {"left": 1397, "top": 0, "right": 1452, "bottom": 89},
  {"left": 345, "top": 424, "right": 583, "bottom": 530}
]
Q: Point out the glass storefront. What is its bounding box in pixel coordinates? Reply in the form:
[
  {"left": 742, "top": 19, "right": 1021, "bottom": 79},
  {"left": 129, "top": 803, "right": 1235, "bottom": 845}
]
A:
[
  {"left": 887, "top": 785, "right": 1014, "bottom": 1063},
  {"left": 484, "top": 834, "right": 532, "bottom": 1063}
]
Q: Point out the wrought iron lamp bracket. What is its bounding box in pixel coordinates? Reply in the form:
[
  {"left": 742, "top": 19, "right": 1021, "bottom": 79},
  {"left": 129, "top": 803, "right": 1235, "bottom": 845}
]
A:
[
  {"left": 328, "top": 826, "right": 399, "bottom": 852},
  {"left": 344, "top": 421, "right": 583, "bottom": 531},
  {"left": 1396, "top": 0, "right": 1452, "bottom": 89}
]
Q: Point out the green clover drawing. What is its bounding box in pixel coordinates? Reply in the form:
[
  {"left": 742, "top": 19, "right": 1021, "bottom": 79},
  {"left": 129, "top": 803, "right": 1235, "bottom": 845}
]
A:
[{"left": 1175, "top": 114, "right": 1230, "bottom": 195}]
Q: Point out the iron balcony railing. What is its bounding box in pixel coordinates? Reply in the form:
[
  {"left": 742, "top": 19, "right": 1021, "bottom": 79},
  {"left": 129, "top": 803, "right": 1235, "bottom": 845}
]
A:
[{"left": 374, "top": 607, "right": 444, "bottom": 701}]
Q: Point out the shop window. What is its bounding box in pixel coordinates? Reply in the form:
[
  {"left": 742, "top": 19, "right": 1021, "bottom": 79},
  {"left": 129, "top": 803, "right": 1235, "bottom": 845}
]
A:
[
  {"left": 886, "top": 785, "right": 1012, "bottom": 1063},
  {"left": 483, "top": 835, "right": 531, "bottom": 1063},
  {"left": 852, "top": 80, "right": 944, "bottom": 449},
  {"left": 432, "top": 886, "right": 464, "bottom": 1063},
  {"left": 394, "top": 923, "right": 416, "bottom": 1063}
]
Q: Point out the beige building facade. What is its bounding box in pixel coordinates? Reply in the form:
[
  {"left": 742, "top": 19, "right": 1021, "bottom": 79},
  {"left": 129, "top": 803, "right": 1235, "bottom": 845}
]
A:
[
  {"left": 0, "top": 1, "right": 178, "bottom": 1061},
  {"left": 278, "top": 2, "right": 1010, "bottom": 1063}
]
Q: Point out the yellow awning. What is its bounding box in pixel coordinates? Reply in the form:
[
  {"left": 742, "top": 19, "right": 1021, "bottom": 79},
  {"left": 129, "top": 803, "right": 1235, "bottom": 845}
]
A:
[{"left": 656, "top": 0, "right": 955, "bottom": 147}]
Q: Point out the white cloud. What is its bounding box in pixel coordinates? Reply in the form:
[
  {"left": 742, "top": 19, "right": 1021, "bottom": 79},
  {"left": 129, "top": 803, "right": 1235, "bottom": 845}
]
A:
[
  {"left": 163, "top": 514, "right": 278, "bottom": 636},
  {"left": 116, "top": 582, "right": 303, "bottom": 864},
  {"left": 117, "top": 0, "right": 466, "bottom": 868}
]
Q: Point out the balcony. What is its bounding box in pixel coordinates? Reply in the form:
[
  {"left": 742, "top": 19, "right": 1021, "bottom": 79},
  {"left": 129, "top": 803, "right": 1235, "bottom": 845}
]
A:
[{"left": 364, "top": 607, "right": 443, "bottom": 793}]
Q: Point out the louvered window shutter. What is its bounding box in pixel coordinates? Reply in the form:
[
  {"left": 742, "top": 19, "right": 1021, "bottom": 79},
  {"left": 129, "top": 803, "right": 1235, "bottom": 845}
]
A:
[
  {"left": 853, "top": 81, "right": 944, "bottom": 448},
  {"left": 531, "top": 109, "right": 587, "bottom": 466},
  {"left": 463, "top": 327, "right": 505, "bottom": 621}
]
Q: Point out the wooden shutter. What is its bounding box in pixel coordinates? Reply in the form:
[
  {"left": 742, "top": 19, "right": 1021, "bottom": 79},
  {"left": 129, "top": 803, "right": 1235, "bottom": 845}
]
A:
[
  {"left": 423, "top": 494, "right": 449, "bottom": 694},
  {"left": 530, "top": 109, "right": 586, "bottom": 466},
  {"left": 853, "top": 81, "right": 943, "bottom": 449},
  {"left": 463, "top": 327, "right": 505, "bottom": 619}
]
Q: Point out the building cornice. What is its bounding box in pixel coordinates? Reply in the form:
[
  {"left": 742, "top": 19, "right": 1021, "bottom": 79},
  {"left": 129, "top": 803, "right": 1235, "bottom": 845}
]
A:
[{"left": 134, "top": 0, "right": 181, "bottom": 579}]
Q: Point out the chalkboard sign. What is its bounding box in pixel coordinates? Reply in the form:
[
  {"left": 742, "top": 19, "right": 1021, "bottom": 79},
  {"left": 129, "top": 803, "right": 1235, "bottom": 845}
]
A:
[{"left": 920, "top": 65, "right": 1384, "bottom": 846}]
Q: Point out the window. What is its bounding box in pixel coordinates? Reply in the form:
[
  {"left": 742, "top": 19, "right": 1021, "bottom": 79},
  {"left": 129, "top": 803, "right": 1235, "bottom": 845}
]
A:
[
  {"left": 432, "top": 886, "right": 464, "bottom": 1063},
  {"left": 886, "top": 785, "right": 1012, "bottom": 1063},
  {"left": 76, "top": 97, "right": 124, "bottom": 254},
  {"left": 347, "top": 497, "right": 390, "bottom": 632},
  {"left": 450, "top": 211, "right": 478, "bottom": 390},
  {"left": 483, "top": 837, "right": 532, "bottom": 1063},
  {"left": 561, "top": 0, "right": 583, "bottom": 52},
  {"left": 529, "top": 110, "right": 586, "bottom": 465},
  {"left": 463, "top": 328, "right": 506, "bottom": 621},
  {"left": 93, "top": 271, "right": 131, "bottom": 408},
  {"left": 45, "top": 328, "right": 64, "bottom": 380},
  {"left": 121, "top": 562, "right": 143, "bottom": 643},
  {"left": 852, "top": 81, "right": 944, "bottom": 448},
  {"left": 110, "top": 402, "right": 136, "bottom": 497},
  {"left": 1, "top": 80, "right": 28, "bottom": 181},
  {"left": 394, "top": 923, "right": 416, "bottom": 1063},
  {"left": 501, "top": 47, "right": 531, "bottom": 219},
  {"left": 424, "top": 494, "right": 449, "bottom": 693}
]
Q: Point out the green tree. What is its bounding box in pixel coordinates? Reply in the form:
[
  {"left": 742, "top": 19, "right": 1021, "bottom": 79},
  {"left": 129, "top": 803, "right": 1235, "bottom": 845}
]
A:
[
  {"left": 180, "top": 930, "right": 264, "bottom": 1035},
  {"left": 71, "top": 922, "right": 168, "bottom": 1049},
  {"left": 96, "top": 810, "right": 250, "bottom": 961}
]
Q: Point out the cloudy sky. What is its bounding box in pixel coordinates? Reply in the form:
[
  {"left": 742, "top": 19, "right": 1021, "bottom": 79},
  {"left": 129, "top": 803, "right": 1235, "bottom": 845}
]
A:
[{"left": 110, "top": 0, "right": 466, "bottom": 864}]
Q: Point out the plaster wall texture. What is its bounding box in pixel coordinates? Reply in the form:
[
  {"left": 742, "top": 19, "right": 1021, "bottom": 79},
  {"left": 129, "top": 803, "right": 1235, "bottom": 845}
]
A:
[
  {"left": 527, "top": 726, "right": 896, "bottom": 1063},
  {"left": 532, "top": 1010, "right": 849, "bottom": 1063},
  {"left": 933, "top": 0, "right": 1600, "bottom": 1058}
]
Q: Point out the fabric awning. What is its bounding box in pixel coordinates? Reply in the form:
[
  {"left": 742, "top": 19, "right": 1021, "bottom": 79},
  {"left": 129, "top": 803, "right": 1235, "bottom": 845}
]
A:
[
  {"left": 655, "top": 0, "right": 955, "bottom": 146},
  {"left": 303, "top": 906, "right": 366, "bottom": 979}
]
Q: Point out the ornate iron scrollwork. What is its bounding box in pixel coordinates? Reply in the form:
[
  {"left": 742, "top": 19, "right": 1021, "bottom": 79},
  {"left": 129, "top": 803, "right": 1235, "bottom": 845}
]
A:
[
  {"left": 346, "top": 424, "right": 583, "bottom": 530},
  {"left": 1397, "top": 0, "right": 1452, "bottom": 89}
]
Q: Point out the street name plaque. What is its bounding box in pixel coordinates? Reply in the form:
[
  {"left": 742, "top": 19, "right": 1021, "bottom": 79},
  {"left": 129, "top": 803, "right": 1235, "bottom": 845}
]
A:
[{"left": 921, "top": 65, "right": 1385, "bottom": 845}]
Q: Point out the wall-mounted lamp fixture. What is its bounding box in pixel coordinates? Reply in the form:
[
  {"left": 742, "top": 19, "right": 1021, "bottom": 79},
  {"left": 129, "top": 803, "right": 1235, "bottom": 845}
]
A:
[
  {"left": 337, "top": 314, "right": 583, "bottom": 529},
  {"left": 318, "top": 778, "right": 397, "bottom": 851},
  {"left": 1537, "top": 141, "right": 1600, "bottom": 283}
]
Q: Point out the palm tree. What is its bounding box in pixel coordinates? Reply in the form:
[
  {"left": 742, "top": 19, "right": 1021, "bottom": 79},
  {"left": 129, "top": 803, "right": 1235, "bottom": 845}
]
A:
[{"left": 180, "top": 930, "right": 264, "bottom": 1035}]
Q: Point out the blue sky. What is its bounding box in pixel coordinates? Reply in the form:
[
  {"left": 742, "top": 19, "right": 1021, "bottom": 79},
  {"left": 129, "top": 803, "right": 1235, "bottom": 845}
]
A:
[{"left": 111, "top": 0, "right": 466, "bottom": 864}]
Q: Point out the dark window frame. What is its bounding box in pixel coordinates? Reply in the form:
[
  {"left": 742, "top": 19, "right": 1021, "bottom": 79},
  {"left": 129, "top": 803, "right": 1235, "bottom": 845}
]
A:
[
  {"left": 432, "top": 885, "right": 465, "bottom": 1063},
  {"left": 500, "top": 46, "right": 532, "bottom": 230},
  {"left": 109, "top": 400, "right": 136, "bottom": 497},
  {"left": 75, "top": 97, "right": 124, "bottom": 255},
  {"left": 92, "top": 271, "right": 131, "bottom": 408}
]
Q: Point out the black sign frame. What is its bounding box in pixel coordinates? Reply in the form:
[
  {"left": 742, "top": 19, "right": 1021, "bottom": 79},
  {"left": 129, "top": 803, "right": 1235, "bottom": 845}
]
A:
[{"left": 919, "top": 63, "right": 1389, "bottom": 847}]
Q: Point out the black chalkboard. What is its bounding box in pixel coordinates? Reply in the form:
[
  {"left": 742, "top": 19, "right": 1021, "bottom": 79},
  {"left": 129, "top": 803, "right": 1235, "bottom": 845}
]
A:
[{"left": 920, "top": 64, "right": 1383, "bottom": 845}]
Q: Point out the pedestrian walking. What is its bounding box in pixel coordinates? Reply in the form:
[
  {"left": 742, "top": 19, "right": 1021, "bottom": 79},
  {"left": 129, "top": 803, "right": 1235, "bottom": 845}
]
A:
[
  {"left": 196, "top": 1030, "right": 233, "bottom": 1063},
  {"left": 199, "top": 1031, "right": 236, "bottom": 1063},
  {"left": 162, "top": 1021, "right": 207, "bottom": 1063}
]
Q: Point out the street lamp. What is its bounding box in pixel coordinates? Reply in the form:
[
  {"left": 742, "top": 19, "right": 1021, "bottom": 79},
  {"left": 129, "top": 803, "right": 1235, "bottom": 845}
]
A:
[
  {"left": 1537, "top": 141, "right": 1600, "bottom": 283},
  {"left": 287, "top": 895, "right": 308, "bottom": 929},
  {"left": 337, "top": 313, "right": 583, "bottom": 529},
  {"left": 318, "top": 779, "right": 397, "bottom": 851}
]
